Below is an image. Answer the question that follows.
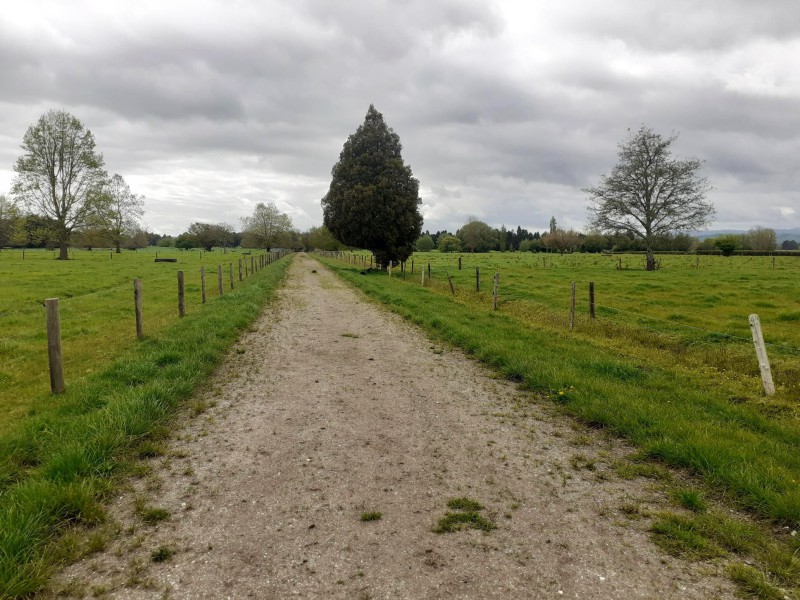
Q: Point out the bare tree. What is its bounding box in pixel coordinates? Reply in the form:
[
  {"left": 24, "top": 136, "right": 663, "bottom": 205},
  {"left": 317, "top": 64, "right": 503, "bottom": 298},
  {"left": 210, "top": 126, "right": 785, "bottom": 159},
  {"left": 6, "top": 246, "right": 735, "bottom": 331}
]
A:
[
  {"left": 12, "top": 110, "right": 108, "bottom": 259},
  {"left": 585, "top": 126, "right": 713, "bottom": 270},
  {"left": 241, "top": 202, "right": 293, "bottom": 249},
  {"left": 746, "top": 226, "right": 777, "bottom": 252},
  {"left": 542, "top": 228, "right": 582, "bottom": 254},
  {"left": 103, "top": 174, "right": 145, "bottom": 253}
]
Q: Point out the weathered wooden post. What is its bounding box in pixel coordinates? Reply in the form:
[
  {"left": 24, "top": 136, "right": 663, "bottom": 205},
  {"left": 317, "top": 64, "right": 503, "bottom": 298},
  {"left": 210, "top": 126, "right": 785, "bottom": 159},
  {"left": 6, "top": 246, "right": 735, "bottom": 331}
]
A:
[
  {"left": 446, "top": 271, "right": 456, "bottom": 296},
  {"left": 589, "top": 281, "right": 595, "bottom": 319},
  {"left": 492, "top": 272, "right": 499, "bottom": 310},
  {"left": 178, "top": 271, "right": 185, "bottom": 317},
  {"left": 458, "top": 256, "right": 462, "bottom": 270},
  {"left": 230, "top": 263, "right": 234, "bottom": 289},
  {"left": 749, "top": 314, "right": 775, "bottom": 396},
  {"left": 45, "top": 298, "right": 64, "bottom": 394},
  {"left": 217, "top": 264, "right": 223, "bottom": 296},
  {"left": 201, "top": 267, "right": 207, "bottom": 303},
  {"left": 570, "top": 281, "right": 576, "bottom": 330},
  {"left": 476, "top": 267, "right": 480, "bottom": 292},
  {"left": 134, "top": 279, "right": 144, "bottom": 339}
]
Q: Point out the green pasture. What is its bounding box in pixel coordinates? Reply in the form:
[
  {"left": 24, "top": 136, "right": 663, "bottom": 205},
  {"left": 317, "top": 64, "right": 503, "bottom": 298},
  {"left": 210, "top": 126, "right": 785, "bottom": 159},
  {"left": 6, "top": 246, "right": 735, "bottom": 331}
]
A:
[
  {"left": 0, "top": 247, "right": 264, "bottom": 432},
  {"left": 344, "top": 250, "right": 800, "bottom": 399}
]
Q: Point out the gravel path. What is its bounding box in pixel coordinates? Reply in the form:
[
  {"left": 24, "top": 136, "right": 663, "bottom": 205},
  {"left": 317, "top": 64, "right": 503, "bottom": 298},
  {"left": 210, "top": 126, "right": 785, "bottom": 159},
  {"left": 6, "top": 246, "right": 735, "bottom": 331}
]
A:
[{"left": 46, "top": 254, "right": 734, "bottom": 599}]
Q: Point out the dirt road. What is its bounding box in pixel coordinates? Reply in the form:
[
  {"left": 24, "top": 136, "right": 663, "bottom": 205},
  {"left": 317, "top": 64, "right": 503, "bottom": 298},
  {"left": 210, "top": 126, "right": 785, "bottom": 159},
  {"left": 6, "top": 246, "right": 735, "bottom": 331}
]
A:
[{"left": 48, "top": 254, "right": 733, "bottom": 599}]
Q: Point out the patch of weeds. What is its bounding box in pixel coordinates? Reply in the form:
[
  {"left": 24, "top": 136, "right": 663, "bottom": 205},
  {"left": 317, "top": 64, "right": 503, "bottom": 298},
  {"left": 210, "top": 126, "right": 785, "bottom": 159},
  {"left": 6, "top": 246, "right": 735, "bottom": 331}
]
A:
[
  {"left": 619, "top": 502, "right": 646, "bottom": 520},
  {"left": 570, "top": 454, "right": 597, "bottom": 471},
  {"left": 91, "top": 583, "right": 109, "bottom": 597},
  {"left": 434, "top": 497, "right": 496, "bottom": 534},
  {"left": 614, "top": 459, "right": 672, "bottom": 482},
  {"left": 360, "top": 511, "right": 382, "bottom": 522},
  {"left": 570, "top": 434, "right": 592, "bottom": 446},
  {"left": 137, "top": 442, "right": 166, "bottom": 459},
  {"left": 341, "top": 332, "right": 360, "bottom": 338},
  {"left": 672, "top": 489, "right": 707, "bottom": 513},
  {"left": 151, "top": 546, "right": 176, "bottom": 563},
  {"left": 235, "top": 347, "right": 246, "bottom": 354},
  {"left": 134, "top": 497, "right": 170, "bottom": 525},
  {"left": 434, "top": 512, "right": 496, "bottom": 533},
  {"left": 447, "top": 497, "right": 484, "bottom": 512},
  {"left": 726, "top": 563, "right": 785, "bottom": 599}
]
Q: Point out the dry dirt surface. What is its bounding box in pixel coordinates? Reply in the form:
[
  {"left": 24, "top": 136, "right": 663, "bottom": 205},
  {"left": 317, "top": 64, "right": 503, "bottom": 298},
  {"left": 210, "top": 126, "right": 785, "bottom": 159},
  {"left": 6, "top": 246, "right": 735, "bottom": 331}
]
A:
[{"left": 46, "top": 253, "right": 735, "bottom": 599}]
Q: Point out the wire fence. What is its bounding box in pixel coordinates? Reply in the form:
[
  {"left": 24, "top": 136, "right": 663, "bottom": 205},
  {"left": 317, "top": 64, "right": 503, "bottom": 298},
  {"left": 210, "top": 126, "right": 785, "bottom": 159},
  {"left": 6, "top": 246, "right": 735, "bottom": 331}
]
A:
[
  {"left": 0, "top": 249, "right": 290, "bottom": 413},
  {"left": 317, "top": 250, "right": 800, "bottom": 395}
]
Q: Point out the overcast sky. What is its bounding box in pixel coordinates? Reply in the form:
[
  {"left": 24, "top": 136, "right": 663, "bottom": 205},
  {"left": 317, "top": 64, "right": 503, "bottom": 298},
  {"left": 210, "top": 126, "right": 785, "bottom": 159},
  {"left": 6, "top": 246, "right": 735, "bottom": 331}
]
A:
[{"left": 1, "top": 0, "right": 798, "bottom": 236}]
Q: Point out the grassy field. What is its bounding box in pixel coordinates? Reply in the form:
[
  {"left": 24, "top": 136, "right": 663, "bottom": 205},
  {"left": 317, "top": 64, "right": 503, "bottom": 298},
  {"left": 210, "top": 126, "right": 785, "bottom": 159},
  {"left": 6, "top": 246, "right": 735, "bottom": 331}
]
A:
[
  {"left": 0, "top": 247, "right": 290, "bottom": 597},
  {"left": 0, "top": 247, "right": 271, "bottom": 432}
]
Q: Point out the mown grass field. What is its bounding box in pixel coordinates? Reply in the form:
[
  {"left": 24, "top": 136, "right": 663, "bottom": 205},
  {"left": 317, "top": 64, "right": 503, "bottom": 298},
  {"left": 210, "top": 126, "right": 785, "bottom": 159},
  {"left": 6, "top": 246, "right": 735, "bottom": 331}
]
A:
[
  {"left": 0, "top": 247, "right": 268, "bottom": 432},
  {"left": 0, "top": 247, "right": 290, "bottom": 597},
  {"left": 320, "top": 251, "right": 800, "bottom": 595}
]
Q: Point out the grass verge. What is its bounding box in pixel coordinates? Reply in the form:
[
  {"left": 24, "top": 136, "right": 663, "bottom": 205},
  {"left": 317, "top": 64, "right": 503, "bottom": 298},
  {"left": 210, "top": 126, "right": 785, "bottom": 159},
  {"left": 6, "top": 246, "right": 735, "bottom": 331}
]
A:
[{"left": 0, "top": 255, "right": 291, "bottom": 598}]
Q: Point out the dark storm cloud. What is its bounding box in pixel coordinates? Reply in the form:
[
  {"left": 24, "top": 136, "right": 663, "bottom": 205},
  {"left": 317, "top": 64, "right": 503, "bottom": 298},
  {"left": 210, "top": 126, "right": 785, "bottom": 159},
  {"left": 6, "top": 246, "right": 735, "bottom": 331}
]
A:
[{"left": 0, "top": 0, "right": 798, "bottom": 234}]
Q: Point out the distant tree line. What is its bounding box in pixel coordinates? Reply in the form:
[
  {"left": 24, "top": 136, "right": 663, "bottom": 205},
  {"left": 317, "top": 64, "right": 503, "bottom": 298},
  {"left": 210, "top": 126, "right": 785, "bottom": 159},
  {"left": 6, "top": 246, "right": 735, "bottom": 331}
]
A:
[{"left": 413, "top": 219, "right": 793, "bottom": 255}]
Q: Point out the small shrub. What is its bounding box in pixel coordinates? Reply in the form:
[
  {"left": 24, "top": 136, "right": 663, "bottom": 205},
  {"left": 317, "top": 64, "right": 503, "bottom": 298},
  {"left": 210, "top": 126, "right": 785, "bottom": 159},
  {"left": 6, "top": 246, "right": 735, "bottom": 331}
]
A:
[{"left": 360, "top": 511, "right": 382, "bottom": 522}]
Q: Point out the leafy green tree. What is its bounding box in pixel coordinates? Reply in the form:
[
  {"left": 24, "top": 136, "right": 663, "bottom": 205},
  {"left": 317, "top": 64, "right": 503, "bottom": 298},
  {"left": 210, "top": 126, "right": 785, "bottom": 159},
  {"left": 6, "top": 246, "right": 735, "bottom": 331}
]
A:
[
  {"left": 304, "top": 225, "right": 341, "bottom": 251},
  {"left": 185, "top": 222, "right": 234, "bottom": 251},
  {"left": 101, "top": 174, "right": 145, "bottom": 253},
  {"left": 457, "top": 220, "right": 497, "bottom": 253},
  {"left": 582, "top": 233, "right": 610, "bottom": 253},
  {"left": 782, "top": 240, "right": 798, "bottom": 250},
  {"left": 585, "top": 125, "right": 713, "bottom": 271},
  {"left": 542, "top": 229, "right": 582, "bottom": 254},
  {"left": 415, "top": 234, "right": 435, "bottom": 252},
  {"left": 437, "top": 234, "right": 462, "bottom": 253},
  {"left": 0, "top": 195, "right": 21, "bottom": 247},
  {"left": 322, "top": 105, "right": 423, "bottom": 267},
  {"left": 12, "top": 110, "right": 109, "bottom": 259},
  {"left": 241, "top": 201, "right": 293, "bottom": 248},
  {"left": 714, "top": 234, "right": 740, "bottom": 256}
]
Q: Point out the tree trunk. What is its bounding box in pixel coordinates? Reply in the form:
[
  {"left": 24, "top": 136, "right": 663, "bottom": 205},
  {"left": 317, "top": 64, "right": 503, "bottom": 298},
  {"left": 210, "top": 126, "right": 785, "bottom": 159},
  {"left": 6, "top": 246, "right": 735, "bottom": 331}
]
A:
[
  {"left": 646, "top": 248, "right": 656, "bottom": 271},
  {"left": 58, "top": 243, "right": 69, "bottom": 260},
  {"left": 115, "top": 243, "right": 121, "bottom": 254}
]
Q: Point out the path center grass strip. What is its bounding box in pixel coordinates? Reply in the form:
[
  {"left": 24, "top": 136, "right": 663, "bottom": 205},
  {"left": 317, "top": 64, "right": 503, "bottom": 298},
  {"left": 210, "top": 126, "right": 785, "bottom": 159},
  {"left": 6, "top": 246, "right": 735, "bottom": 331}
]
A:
[
  {"left": 319, "top": 257, "right": 800, "bottom": 528},
  {"left": 0, "top": 256, "right": 291, "bottom": 599}
]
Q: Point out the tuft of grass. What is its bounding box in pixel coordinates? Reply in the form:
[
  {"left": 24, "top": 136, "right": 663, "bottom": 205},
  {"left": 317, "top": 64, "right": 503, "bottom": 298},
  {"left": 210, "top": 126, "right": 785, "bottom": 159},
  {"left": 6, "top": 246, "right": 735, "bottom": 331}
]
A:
[
  {"left": 651, "top": 514, "right": 724, "bottom": 560},
  {"left": 434, "top": 511, "right": 496, "bottom": 534},
  {"left": 726, "top": 563, "right": 785, "bottom": 599},
  {"left": 151, "top": 545, "right": 176, "bottom": 563},
  {"left": 134, "top": 497, "right": 170, "bottom": 525},
  {"left": 673, "top": 489, "right": 707, "bottom": 512},
  {"left": 360, "top": 511, "right": 382, "bottom": 522},
  {"left": 446, "top": 497, "right": 484, "bottom": 512}
]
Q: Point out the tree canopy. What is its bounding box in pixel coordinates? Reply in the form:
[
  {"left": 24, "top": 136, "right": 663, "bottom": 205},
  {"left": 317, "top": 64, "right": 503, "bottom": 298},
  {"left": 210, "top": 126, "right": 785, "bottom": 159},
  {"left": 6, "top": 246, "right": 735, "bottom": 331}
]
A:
[
  {"left": 584, "top": 126, "right": 713, "bottom": 270},
  {"left": 457, "top": 220, "right": 497, "bottom": 253},
  {"left": 322, "top": 105, "right": 423, "bottom": 266},
  {"left": 241, "top": 201, "right": 294, "bottom": 249},
  {"left": 12, "top": 110, "right": 108, "bottom": 259}
]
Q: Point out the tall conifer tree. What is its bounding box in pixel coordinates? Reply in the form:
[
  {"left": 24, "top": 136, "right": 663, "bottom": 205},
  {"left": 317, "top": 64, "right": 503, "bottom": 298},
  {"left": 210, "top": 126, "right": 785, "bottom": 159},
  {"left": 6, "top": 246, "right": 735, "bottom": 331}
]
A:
[{"left": 322, "top": 105, "right": 423, "bottom": 266}]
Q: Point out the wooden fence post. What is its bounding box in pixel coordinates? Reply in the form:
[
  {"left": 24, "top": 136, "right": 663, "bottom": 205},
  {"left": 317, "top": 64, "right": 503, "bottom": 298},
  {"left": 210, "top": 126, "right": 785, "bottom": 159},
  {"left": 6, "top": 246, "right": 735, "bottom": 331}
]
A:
[
  {"left": 749, "top": 314, "right": 775, "bottom": 396},
  {"left": 589, "top": 281, "right": 595, "bottom": 319},
  {"left": 570, "top": 281, "right": 576, "bottom": 330},
  {"left": 428, "top": 262, "right": 431, "bottom": 278},
  {"left": 476, "top": 267, "right": 480, "bottom": 292},
  {"left": 45, "top": 298, "right": 65, "bottom": 394},
  {"left": 178, "top": 271, "right": 185, "bottom": 317},
  {"left": 388, "top": 260, "right": 392, "bottom": 277},
  {"left": 446, "top": 271, "right": 456, "bottom": 296},
  {"left": 458, "top": 256, "right": 462, "bottom": 270},
  {"left": 217, "top": 264, "right": 223, "bottom": 296},
  {"left": 421, "top": 267, "right": 425, "bottom": 286},
  {"left": 201, "top": 266, "right": 207, "bottom": 303},
  {"left": 492, "top": 272, "right": 499, "bottom": 310},
  {"left": 230, "top": 263, "right": 234, "bottom": 289},
  {"left": 251, "top": 256, "right": 255, "bottom": 275},
  {"left": 411, "top": 260, "right": 414, "bottom": 274},
  {"left": 134, "top": 279, "right": 144, "bottom": 339}
]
